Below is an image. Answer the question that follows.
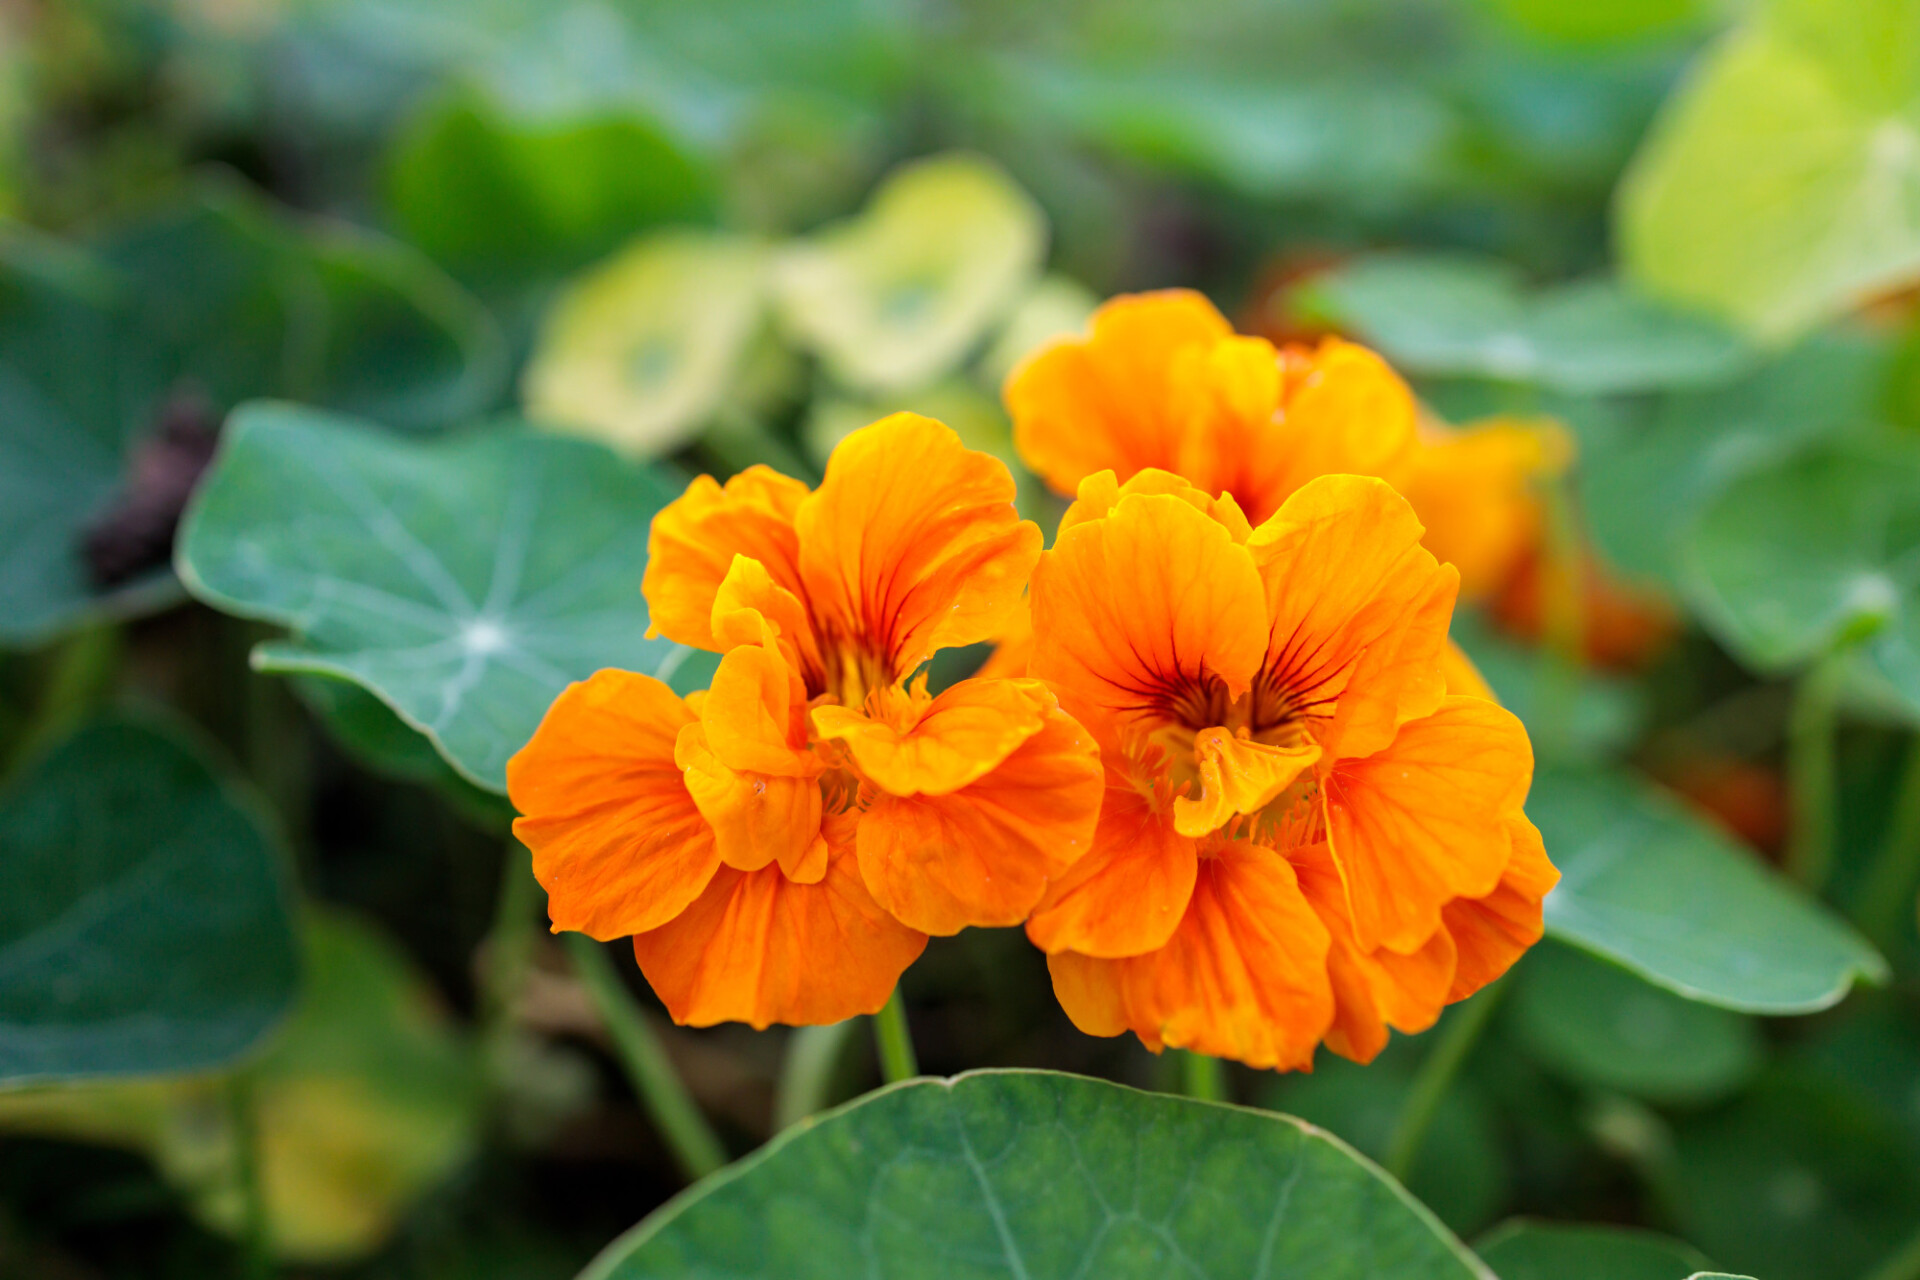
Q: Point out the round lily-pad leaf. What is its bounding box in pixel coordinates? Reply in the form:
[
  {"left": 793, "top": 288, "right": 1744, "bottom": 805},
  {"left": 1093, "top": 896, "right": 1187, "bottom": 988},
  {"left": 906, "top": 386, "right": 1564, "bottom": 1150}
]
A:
[
  {"left": 774, "top": 152, "right": 1046, "bottom": 392},
  {"left": 1531, "top": 767, "right": 1886, "bottom": 1013},
  {"left": 1474, "top": 1219, "right": 1711, "bottom": 1280},
  {"left": 585, "top": 1070, "right": 1492, "bottom": 1280},
  {"left": 0, "top": 715, "right": 300, "bottom": 1084},
  {"left": 523, "top": 231, "right": 777, "bottom": 459},
  {"left": 1510, "top": 942, "right": 1762, "bottom": 1105},
  {"left": 1302, "top": 253, "right": 1750, "bottom": 394},
  {"left": 1618, "top": 0, "right": 1920, "bottom": 342},
  {"left": 176, "top": 402, "right": 718, "bottom": 792},
  {"left": 1683, "top": 434, "right": 1920, "bottom": 685}
]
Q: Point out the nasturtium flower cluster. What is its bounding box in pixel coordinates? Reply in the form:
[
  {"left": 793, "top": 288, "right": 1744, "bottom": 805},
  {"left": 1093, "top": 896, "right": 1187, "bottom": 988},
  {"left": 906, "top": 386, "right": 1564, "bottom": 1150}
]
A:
[{"left": 509, "top": 290, "right": 1558, "bottom": 1070}]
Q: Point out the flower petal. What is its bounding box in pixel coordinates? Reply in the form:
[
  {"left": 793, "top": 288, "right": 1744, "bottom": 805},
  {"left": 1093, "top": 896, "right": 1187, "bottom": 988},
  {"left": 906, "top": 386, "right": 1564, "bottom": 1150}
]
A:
[
  {"left": 1025, "top": 763, "right": 1198, "bottom": 958},
  {"left": 1321, "top": 695, "right": 1534, "bottom": 953},
  {"left": 854, "top": 688, "right": 1103, "bottom": 934},
  {"left": 675, "top": 721, "right": 826, "bottom": 880},
  {"left": 1047, "top": 842, "right": 1334, "bottom": 1070},
  {"left": 644, "top": 466, "right": 811, "bottom": 653},
  {"left": 1402, "top": 416, "right": 1567, "bottom": 604},
  {"left": 1443, "top": 813, "right": 1557, "bottom": 1001},
  {"left": 812, "top": 676, "right": 1048, "bottom": 797},
  {"left": 1292, "top": 842, "right": 1457, "bottom": 1065},
  {"left": 1247, "top": 474, "right": 1456, "bottom": 761},
  {"left": 711, "top": 553, "right": 824, "bottom": 682},
  {"left": 631, "top": 815, "right": 927, "bottom": 1028},
  {"left": 1055, "top": 468, "right": 1252, "bottom": 543},
  {"left": 1442, "top": 639, "right": 1498, "bottom": 702},
  {"left": 1030, "top": 489, "right": 1268, "bottom": 744},
  {"left": 507, "top": 670, "right": 719, "bottom": 940},
  {"left": 699, "top": 643, "right": 817, "bottom": 777},
  {"left": 1253, "top": 338, "right": 1420, "bottom": 522},
  {"left": 795, "top": 412, "right": 1040, "bottom": 684},
  {"left": 1006, "top": 289, "right": 1233, "bottom": 497}
]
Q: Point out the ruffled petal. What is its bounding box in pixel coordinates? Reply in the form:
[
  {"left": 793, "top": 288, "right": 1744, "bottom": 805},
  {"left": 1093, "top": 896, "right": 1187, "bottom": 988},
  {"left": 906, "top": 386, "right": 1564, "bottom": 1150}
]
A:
[
  {"left": 1247, "top": 474, "right": 1456, "bottom": 761},
  {"left": 1030, "top": 488, "right": 1268, "bottom": 744},
  {"left": 812, "top": 676, "right": 1047, "bottom": 797},
  {"left": 1171, "top": 728, "right": 1321, "bottom": 838},
  {"left": 631, "top": 814, "right": 928, "bottom": 1028},
  {"left": 507, "top": 670, "right": 719, "bottom": 940},
  {"left": 699, "top": 643, "right": 817, "bottom": 777},
  {"left": 1046, "top": 842, "right": 1334, "bottom": 1070},
  {"left": 1321, "top": 695, "right": 1534, "bottom": 953},
  {"left": 1026, "top": 761, "right": 1197, "bottom": 957},
  {"left": 1006, "top": 289, "right": 1233, "bottom": 497},
  {"left": 643, "top": 466, "right": 811, "bottom": 653},
  {"left": 1443, "top": 813, "right": 1557, "bottom": 1001},
  {"left": 711, "top": 553, "right": 824, "bottom": 683},
  {"left": 1292, "top": 842, "right": 1457, "bottom": 1065},
  {"left": 1244, "top": 338, "right": 1419, "bottom": 524},
  {"left": 675, "top": 721, "right": 826, "bottom": 880},
  {"left": 795, "top": 412, "right": 1040, "bottom": 686},
  {"left": 1055, "top": 468, "right": 1253, "bottom": 543},
  {"left": 855, "top": 687, "right": 1103, "bottom": 934}
]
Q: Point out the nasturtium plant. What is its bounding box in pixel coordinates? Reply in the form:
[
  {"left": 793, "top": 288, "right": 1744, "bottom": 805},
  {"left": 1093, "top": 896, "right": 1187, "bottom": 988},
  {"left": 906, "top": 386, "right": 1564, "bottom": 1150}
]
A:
[
  {"left": 0, "top": 911, "right": 480, "bottom": 1263},
  {"left": 1530, "top": 768, "right": 1887, "bottom": 1012},
  {"left": 584, "top": 1071, "right": 1492, "bottom": 1280},
  {"left": 1619, "top": 0, "right": 1920, "bottom": 341},
  {"left": 1509, "top": 942, "right": 1762, "bottom": 1105},
  {"left": 522, "top": 231, "right": 777, "bottom": 459},
  {"left": 1303, "top": 253, "right": 1750, "bottom": 393},
  {"left": 1683, "top": 434, "right": 1920, "bottom": 693},
  {"left": 177, "top": 402, "right": 717, "bottom": 791},
  {"left": 773, "top": 152, "right": 1046, "bottom": 391},
  {"left": 0, "top": 715, "right": 300, "bottom": 1083}
]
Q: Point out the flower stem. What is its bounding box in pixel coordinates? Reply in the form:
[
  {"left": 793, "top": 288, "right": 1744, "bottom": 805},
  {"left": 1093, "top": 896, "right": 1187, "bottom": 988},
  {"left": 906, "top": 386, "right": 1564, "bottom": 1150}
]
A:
[
  {"left": 1854, "top": 737, "right": 1920, "bottom": 950},
  {"left": 774, "top": 1020, "right": 858, "bottom": 1130},
  {"left": 1787, "top": 649, "right": 1849, "bottom": 892},
  {"left": 479, "top": 847, "right": 542, "bottom": 1075},
  {"left": 1534, "top": 472, "right": 1586, "bottom": 762},
  {"left": 1181, "top": 1051, "right": 1226, "bottom": 1102},
  {"left": 226, "top": 1070, "right": 272, "bottom": 1278},
  {"left": 1384, "top": 979, "right": 1507, "bottom": 1184},
  {"left": 562, "top": 933, "right": 725, "bottom": 1181},
  {"left": 872, "top": 988, "right": 919, "bottom": 1083},
  {"left": 1861, "top": 1217, "right": 1920, "bottom": 1280}
]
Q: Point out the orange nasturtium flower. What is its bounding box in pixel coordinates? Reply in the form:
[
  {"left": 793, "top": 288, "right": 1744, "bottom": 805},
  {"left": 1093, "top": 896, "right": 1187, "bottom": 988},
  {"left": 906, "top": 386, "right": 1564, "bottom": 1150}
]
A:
[
  {"left": 507, "top": 413, "right": 1103, "bottom": 1030},
  {"left": 1006, "top": 289, "right": 1564, "bottom": 604},
  {"left": 1023, "top": 468, "right": 1556, "bottom": 1069}
]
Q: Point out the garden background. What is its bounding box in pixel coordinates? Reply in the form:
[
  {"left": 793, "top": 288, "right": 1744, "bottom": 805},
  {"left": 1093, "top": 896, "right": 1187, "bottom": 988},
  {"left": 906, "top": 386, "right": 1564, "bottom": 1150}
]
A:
[{"left": 2, "top": 1, "right": 1919, "bottom": 1278}]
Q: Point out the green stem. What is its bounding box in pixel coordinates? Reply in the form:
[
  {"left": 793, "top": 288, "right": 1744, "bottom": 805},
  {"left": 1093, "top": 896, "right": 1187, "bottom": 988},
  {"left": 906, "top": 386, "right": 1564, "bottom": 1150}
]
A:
[
  {"left": 1861, "top": 1217, "right": 1920, "bottom": 1280},
  {"left": 226, "top": 1071, "right": 272, "bottom": 1279},
  {"left": 1534, "top": 472, "right": 1586, "bottom": 762},
  {"left": 1787, "top": 650, "right": 1849, "bottom": 892},
  {"left": 3, "top": 622, "right": 121, "bottom": 780},
  {"left": 1855, "top": 737, "right": 1920, "bottom": 950},
  {"left": 1384, "top": 980, "right": 1508, "bottom": 1183},
  {"left": 872, "top": 988, "right": 919, "bottom": 1083},
  {"left": 773, "top": 1020, "right": 859, "bottom": 1131},
  {"left": 480, "top": 847, "right": 542, "bottom": 1073},
  {"left": 1181, "top": 1051, "right": 1226, "bottom": 1102},
  {"left": 562, "top": 933, "right": 726, "bottom": 1181}
]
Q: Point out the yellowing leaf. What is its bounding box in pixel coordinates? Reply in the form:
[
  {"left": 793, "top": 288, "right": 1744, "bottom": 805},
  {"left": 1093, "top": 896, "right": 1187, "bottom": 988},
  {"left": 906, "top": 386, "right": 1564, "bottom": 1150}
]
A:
[
  {"left": 1619, "top": 0, "right": 1920, "bottom": 342},
  {"left": 774, "top": 152, "right": 1046, "bottom": 391},
  {"left": 523, "top": 231, "right": 774, "bottom": 458}
]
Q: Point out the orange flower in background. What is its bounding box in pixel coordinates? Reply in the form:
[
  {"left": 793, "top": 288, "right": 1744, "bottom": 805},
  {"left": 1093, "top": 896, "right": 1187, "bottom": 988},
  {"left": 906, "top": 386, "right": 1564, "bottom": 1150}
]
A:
[
  {"left": 1025, "top": 468, "right": 1553, "bottom": 1068},
  {"left": 509, "top": 413, "right": 1103, "bottom": 1029},
  {"left": 1005, "top": 290, "right": 1566, "bottom": 605}
]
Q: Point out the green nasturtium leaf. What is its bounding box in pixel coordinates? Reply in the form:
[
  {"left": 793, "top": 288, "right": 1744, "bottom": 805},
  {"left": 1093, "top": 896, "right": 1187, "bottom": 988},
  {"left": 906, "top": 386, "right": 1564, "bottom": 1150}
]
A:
[
  {"left": 1474, "top": 1219, "right": 1711, "bottom": 1280},
  {"left": 386, "top": 87, "right": 718, "bottom": 278},
  {"left": 584, "top": 1070, "right": 1492, "bottom": 1280},
  {"left": 1683, "top": 435, "right": 1920, "bottom": 693},
  {"left": 1509, "top": 942, "right": 1762, "bottom": 1105},
  {"left": 1619, "top": 0, "right": 1920, "bottom": 342},
  {"left": 0, "top": 911, "right": 481, "bottom": 1263},
  {"left": 522, "top": 231, "right": 778, "bottom": 459},
  {"left": 774, "top": 152, "right": 1046, "bottom": 392},
  {"left": 1531, "top": 767, "right": 1886, "bottom": 1013},
  {"left": 1304, "top": 253, "right": 1750, "bottom": 394},
  {"left": 0, "top": 716, "right": 300, "bottom": 1083},
  {"left": 0, "top": 184, "right": 507, "bottom": 648},
  {"left": 177, "top": 402, "right": 718, "bottom": 792}
]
